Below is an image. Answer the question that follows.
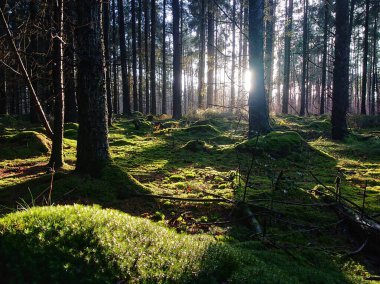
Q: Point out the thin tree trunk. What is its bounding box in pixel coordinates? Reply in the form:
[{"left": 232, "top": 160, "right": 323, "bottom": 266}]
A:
[
  {"left": 144, "top": 0, "right": 150, "bottom": 113},
  {"left": 300, "top": 0, "right": 308, "bottom": 116},
  {"left": 162, "top": 0, "right": 167, "bottom": 114},
  {"left": 282, "top": 0, "right": 293, "bottom": 114},
  {"left": 264, "top": 0, "right": 275, "bottom": 111},
  {"left": 206, "top": 1, "right": 214, "bottom": 108},
  {"left": 198, "top": 0, "right": 206, "bottom": 109},
  {"left": 370, "top": 11, "right": 377, "bottom": 115},
  {"left": 132, "top": 0, "right": 138, "bottom": 112},
  {"left": 150, "top": 0, "right": 156, "bottom": 114},
  {"left": 118, "top": 0, "right": 131, "bottom": 115},
  {"left": 361, "top": 0, "right": 369, "bottom": 115},
  {"left": 172, "top": 0, "right": 182, "bottom": 119},
  {"left": 112, "top": 0, "right": 119, "bottom": 114},
  {"left": 104, "top": 0, "right": 113, "bottom": 124},
  {"left": 231, "top": 0, "right": 236, "bottom": 108},
  {"left": 49, "top": 0, "right": 64, "bottom": 169},
  {"left": 320, "top": 0, "right": 328, "bottom": 115},
  {"left": 138, "top": 0, "right": 143, "bottom": 112}
]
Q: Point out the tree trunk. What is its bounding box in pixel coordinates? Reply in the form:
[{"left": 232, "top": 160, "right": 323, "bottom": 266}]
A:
[
  {"left": 150, "top": 0, "right": 156, "bottom": 114},
  {"left": 172, "top": 0, "right": 182, "bottom": 119},
  {"left": 300, "top": 0, "right": 308, "bottom": 116},
  {"left": 138, "top": 0, "right": 143, "bottom": 113},
  {"left": 144, "top": 0, "right": 150, "bottom": 113},
  {"left": 112, "top": 0, "right": 119, "bottom": 114},
  {"left": 264, "top": 0, "right": 275, "bottom": 111},
  {"left": 320, "top": 0, "right": 328, "bottom": 115},
  {"left": 75, "top": 0, "right": 110, "bottom": 175},
  {"left": 370, "top": 11, "right": 377, "bottom": 115},
  {"left": 103, "top": 0, "right": 113, "bottom": 124},
  {"left": 162, "top": 0, "right": 167, "bottom": 114},
  {"left": 248, "top": 0, "right": 270, "bottom": 136},
  {"left": 198, "top": 0, "right": 206, "bottom": 109},
  {"left": 49, "top": 0, "right": 64, "bottom": 169},
  {"left": 231, "top": 0, "right": 236, "bottom": 108},
  {"left": 118, "top": 0, "right": 131, "bottom": 115},
  {"left": 361, "top": 0, "right": 370, "bottom": 115},
  {"left": 206, "top": 1, "right": 214, "bottom": 108},
  {"left": 282, "top": 0, "right": 293, "bottom": 114},
  {"left": 331, "top": 0, "right": 350, "bottom": 140},
  {"left": 132, "top": 0, "right": 138, "bottom": 112}
]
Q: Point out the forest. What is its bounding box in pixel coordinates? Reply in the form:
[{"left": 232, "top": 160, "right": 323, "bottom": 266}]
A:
[{"left": 0, "top": 0, "right": 379, "bottom": 282}]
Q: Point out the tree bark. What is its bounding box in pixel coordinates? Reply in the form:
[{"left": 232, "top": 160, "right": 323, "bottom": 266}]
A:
[
  {"left": 103, "top": 0, "right": 113, "bottom": 124},
  {"left": 282, "top": 0, "right": 293, "bottom": 114},
  {"left": 231, "top": 0, "right": 236, "bottom": 109},
  {"left": 150, "top": 0, "right": 156, "bottom": 114},
  {"left": 75, "top": 0, "right": 110, "bottom": 175},
  {"left": 264, "top": 0, "right": 275, "bottom": 111},
  {"left": 198, "top": 0, "right": 206, "bottom": 109},
  {"left": 138, "top": 0, "right": 143, "bottom": 113},
  {"left": 320, "top": 0, "right": 328, "bottom": 115},
  {"left": 300, "top": 0, "right": 308, "bottom": 116},
  {"left": 112, "top": 0, "right": 119, "bottom": 114},
  {"left": 144, "top": 0, "right": 150, "bottom": 113},
  {"left": 206, "top": 1, "right": 214, "bottom": 108},
  {"left": 361, "top": 0, "right": 370, "bottom": 115},
  {"left": 49, "top": 0, "right": 64, "bottom": 169},
  {"left": 331, "top": 0, "right": 350, "bottom": 140},
  {"left": 172, "top": 0, "right": 182, "bottom": 119},
  {"left": 118, "top": 0, "right": 131, "bottom": 115},
  {"left": 132, "top": 0, "right": 138, "bottom": 112},
  {"left": 248, "top": 0, "right": 270, "bottom": 136},
  {"left": 162, "top": 0, "right": 167, "bottom": 114}
]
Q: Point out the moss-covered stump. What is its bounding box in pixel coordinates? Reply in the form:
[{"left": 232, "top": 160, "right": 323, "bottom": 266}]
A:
[{"left": 0, "top": 131, "right": 51, "bottom": 160}]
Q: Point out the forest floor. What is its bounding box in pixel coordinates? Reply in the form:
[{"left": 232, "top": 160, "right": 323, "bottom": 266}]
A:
[{"left": 0, "top": 111, "right": 379, "bottom": 283}]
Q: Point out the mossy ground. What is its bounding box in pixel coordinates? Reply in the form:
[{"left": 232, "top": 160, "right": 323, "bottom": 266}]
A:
[{"left": 0, "top": 113, "right": 379, "bottom": 282}]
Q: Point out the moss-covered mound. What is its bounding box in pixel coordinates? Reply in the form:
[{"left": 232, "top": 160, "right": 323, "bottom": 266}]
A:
[
  {"left": 184, "top": 124, "right": 220, "bottom": 136},
  {"left": 237, "top": 131, "right": 308, "bottom": 157},
  {"left": 0, "top": 131, "right": 50, "bottom": 160},
  {"left": 0, "top": 205, "right": 353, "bottom": 283},
  {"left": 182, "top": 139, "right": 212, "bottom": 152}
]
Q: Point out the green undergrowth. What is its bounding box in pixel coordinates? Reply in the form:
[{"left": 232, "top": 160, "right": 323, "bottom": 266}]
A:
[
  {"left": 0, "top": 205, "right": 363, "bottom": 283},
  {"left": 0, "top": 113, "right": 379, "bottom": 281},
  {"left": 0, "top": 131, "right": 51, "bottom": 161}
]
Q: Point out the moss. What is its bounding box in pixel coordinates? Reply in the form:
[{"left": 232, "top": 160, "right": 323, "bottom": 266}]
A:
[
  {"left": 160, "top": 120, "right": 180, "bottom": 129},
  {"left": 182, "top": 140, "right": 212, "bottom": 152},
  {"left": 64, "top": 123, "right": 79, "bottom": 131},
  {"left": 109, "top": 139, "right": 135, "bottom": 147},
  {"left": 184, "top": 124, "right": 220, "bottom": 136},
  {"left": 169, "top": 174, "right": 186, "bottom": 181},
  {"left": 64, "top": 129, "right": 77, "bottom": 140},
  {"left": 237, "top": 131, "right": 307, "bottom": 157},
  {"left": 209, "top": 135, "right": 237, "bottom": 145},
  {"left": 0, "top": 205, "right": 357, "bottom": 283},
  {"left": 0, "top": 131, "right": 51, "bottom": 160},
  {"left": 306, "top": 120, "right": 331, "bottom": 132}
]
